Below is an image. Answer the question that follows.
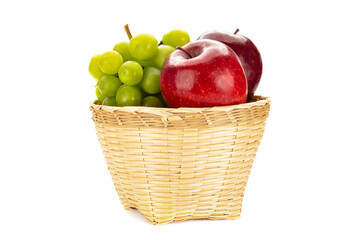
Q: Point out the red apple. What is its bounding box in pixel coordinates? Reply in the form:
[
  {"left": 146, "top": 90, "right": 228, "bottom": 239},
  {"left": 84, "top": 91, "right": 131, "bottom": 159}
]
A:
[
  {"left": 160, "top": 39, "right": 247, "bottom": 108},
  {"left": 198, "top": 30, "right": 262, "bottom": 101}
]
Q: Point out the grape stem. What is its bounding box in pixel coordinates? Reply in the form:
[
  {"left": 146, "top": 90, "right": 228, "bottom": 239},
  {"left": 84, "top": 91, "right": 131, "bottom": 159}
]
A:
[
  {"left": 176, "top": 46, "right": 192, "bottom": 58},
  {"left": 158, "top": 41, "right": 163, "bottom": 46},
  {"left": 124, "top": 24, "right": 132, "bottom": 40},
  {"left": 234, "top": 28, "right": 240, "bottom": 34}
]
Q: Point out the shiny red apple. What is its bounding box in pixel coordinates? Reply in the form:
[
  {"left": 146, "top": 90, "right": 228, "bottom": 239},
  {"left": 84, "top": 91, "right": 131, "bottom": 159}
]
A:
[
  {"left": 160, "top": 39, "right": 247, "bottom": 108},
  {"left": 198, "top": 29, "right": 262, "bottom": 100}
]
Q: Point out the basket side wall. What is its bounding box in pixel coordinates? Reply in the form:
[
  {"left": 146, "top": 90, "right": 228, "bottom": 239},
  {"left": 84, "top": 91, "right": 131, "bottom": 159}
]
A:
[{"left": 90, "top": 97, "right": 270, "bottom": 225}]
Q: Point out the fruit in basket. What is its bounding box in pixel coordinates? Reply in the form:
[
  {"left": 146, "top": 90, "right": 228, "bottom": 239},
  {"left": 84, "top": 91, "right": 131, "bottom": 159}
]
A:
[
  {"left": 118, "top": 61, "right": 143, "bottom": 86},
  {"left": 134, "top": 44, "right": 174, "bottom": 69},
  {"left": 152, "top": 45, "right": 175, "bottom": 69},
  {"left": 160, "top": 39, "right": 247, "bottom": 108},
  {"left": 139, "top": 45, "right": 175, "bottom": 69},
  {"left": 198, "top": 29, "right": 262, "bottom": 100},
  {"left": 96, "top": 86, "right": 105, "bottom": 102},
  {"left": 102, "top": 96, "right": 118, "bottom": 106},
  {"left": 141, "top": 96, "right": 163, "bottom": 107},
  {"left": 162, "top": 29, "right": 190, "bottom": 48},
  {"left": 99, "top": 75, "right": 122, "bottom": 97},
  {"left": 89, "top": 24, "right": 261, "bottom": 108},
  {"left": 116, "top": 85, "right": 142, "bottom": 106},
  {"left": 129, "top": 33, "right": 158, "bottom": 60},
  {"left": 155, "top": 93, "right": 168, "bottom": 107},
  {"left": 140, "top": 67, "right": 161, "bottom": 94},
  {"left": 113, "top": 41, "right": 134, "bottom": 62},
  {"left": 98, "top": 51, "right": 124, "bottom": 75},
  {"left": 89, "top": 55, "right": 104, "bottom": 80},
  {"left": 135, "top": 58, "right": 153, "bottom": 68}
]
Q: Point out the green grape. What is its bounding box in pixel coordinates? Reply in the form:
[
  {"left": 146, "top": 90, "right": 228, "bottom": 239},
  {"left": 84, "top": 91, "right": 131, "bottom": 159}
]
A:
[
  {"left": 116, "top": 85, "right": 142, "bottom": 106},
  {"left": 162, "top": 29, "right": 190, "bottom": 48},
  {"left": 135, "top": 45, "right": 175, "bottom": 69},
  {"left": 89, "top": 54, "right": 104, "bottom": 80},
  {"left": 135, "top": 82, "right": 150, "bottom": 98},
  {"left": 141, "top": 96, "right": 163, "bottom": 107},
  {"left": 102, "top": 96, "right": 118, "bottom": 106},
  {"left": 99, "top": 51, "right": 123, "bottom": 75},
  {"left": 113, "top": 41, "right": 134, "bottom": 62},
  {"left": 155, "top": 93, "right": 169, "bottom": 108},
  {"left": 96, "top": 86, "right": 105, "bottom": 102},
  {"left": 141, "top": 67, "right": 161, "bottom": 94},
  {"left": 99, "top": 75, "right": 122, "bottom": 97},
  {"left": 152, "top": 45, "right": 175, "bottom": 69},
  {"left": 129, "top": 33, "right": 158, "bottom": 60},
  {"left": 118, "top": 61, "right": 143, "bottom": 86},
  {"left": 136, "top": 58, "right": 153, "bottom": 68}
]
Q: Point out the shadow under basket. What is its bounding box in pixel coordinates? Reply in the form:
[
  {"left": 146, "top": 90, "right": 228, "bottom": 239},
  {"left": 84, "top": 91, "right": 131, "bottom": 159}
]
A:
[{"left": 90, "top": 96, "right": 271, "bottom": 225}]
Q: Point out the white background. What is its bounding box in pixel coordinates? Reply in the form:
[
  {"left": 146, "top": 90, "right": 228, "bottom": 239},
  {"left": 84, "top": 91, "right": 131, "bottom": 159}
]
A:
[{"left": 1, "top": 0, "right": 359, "bottom": 239}]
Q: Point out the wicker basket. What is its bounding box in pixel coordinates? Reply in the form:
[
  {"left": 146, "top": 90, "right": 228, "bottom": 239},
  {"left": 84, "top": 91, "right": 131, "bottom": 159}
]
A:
[{"left": 90, "top": 96, "right": 271, "bottom": 225}]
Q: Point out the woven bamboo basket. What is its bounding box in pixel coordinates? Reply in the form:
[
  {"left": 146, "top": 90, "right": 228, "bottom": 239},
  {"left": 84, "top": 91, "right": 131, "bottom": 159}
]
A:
[{"left": 90, "top": 95, "right": 270, "bottom": 225}]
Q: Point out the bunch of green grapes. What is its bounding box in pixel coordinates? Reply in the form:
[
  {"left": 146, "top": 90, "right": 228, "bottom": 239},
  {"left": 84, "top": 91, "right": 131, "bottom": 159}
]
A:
[{"left": 88, "top": 24, "right": 190, "bottom": 107}]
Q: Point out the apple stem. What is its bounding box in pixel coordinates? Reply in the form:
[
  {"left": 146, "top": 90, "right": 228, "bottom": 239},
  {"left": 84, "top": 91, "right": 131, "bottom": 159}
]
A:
[
  {"left": 124, "top": 24, "right": 132, "bottom": 40},
  {"left": 158, "top": 41, "right": 163, "bottom": 46},
  {"left": 176, "top": 46, "right": 192, "bottom": 58},
  {"left": 234, "top": 28, "right": 240, "bottom": 34}
]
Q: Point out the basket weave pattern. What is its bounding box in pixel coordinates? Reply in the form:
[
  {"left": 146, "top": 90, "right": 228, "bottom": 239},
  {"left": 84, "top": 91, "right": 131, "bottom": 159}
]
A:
[{"left": 90, "top": 96, "right": 270, "bottom": 225}]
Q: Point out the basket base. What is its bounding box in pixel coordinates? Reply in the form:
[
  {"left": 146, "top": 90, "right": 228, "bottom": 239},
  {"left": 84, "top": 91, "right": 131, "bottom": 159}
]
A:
[
  {"left": 123, "top": 205, "right": 242, "bottom": 225},
  {"left": 119, "top": 195, "right": 244, "bottom": 225}
]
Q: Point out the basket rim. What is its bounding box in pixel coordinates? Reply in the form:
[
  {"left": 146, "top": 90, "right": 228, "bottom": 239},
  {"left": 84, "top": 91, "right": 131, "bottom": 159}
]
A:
[{"left": 89, "top": 95, "right": 271, "bottom": 115}]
